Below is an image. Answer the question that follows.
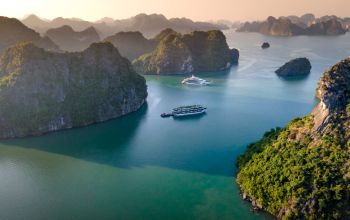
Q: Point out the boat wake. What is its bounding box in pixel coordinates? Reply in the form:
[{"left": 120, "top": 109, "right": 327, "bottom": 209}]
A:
[
  {"left": 182, "top": 75, "right": 211, "bottom": 85},
  {"left": 149, "top": 97, "right": 162, "bottom": 109},
  {"left": 238, "top": 58, "right": 257, "bottom": 72}
]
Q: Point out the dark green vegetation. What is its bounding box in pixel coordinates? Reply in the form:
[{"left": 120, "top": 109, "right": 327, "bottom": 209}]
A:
[
  {"left": 45, "top": 25, "right": 100, "bottom": 51},
  {"left": 275, "top": 58, "right": 312, "bottom": 77},
  {"left": 0, "top": 42, "right": 147, "bottom": 139},
  {"left": 132, "top": 29, "right": 239, "bottom": 75},
  {"left": 0, "top": 16, "right": 59, "bottom": 54},
  {"left": 104, "top": 31, "right": 157, "bottom": 60},
  {"left": 237, "top": 59, "right": 350, "bottom": 219},
  {"left": 237, "top": 16, "right": 346, "bottom": 36}
]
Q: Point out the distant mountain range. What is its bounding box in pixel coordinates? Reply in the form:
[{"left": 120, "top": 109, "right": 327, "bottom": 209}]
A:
[
  {"left": 0, "top": 16, "right": 59, "bottom": 54},
  {"left": 0, "top": 14, "right": 230, "bottom": 58},
  {"left": 22, "top": 13, "right": 229, "bottom": 39},
  {"left": 104, "top": 31, "right": 157, "bottom": 61},
  {"left": 237, "top": 14, "right": 349, "bottom": 36},
  {"left": 46, "top": 25, "right": 100, "bottom": 51},
  {"left": 2, "top": 13, "right": 349, "bottom": 57}
]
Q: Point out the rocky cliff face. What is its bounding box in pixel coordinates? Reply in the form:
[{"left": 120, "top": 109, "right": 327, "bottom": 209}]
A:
[
  {"left": 104, "top": 31, "right": 157, "bottom": 61},
  {"left": 311, "top": 59, "right": 350, "bottom": 140},
  {"left": 45, "top": 25, "right": 100, "bottom": 51},
  {"left": 236, "top": 59, "right": 350, "bottom": 219},
  {"left": 132, "top": 29, "right": 239, "bottom": 75},
  {"left": 237, "top": 16, "right": 346, "bottom": 36},
  {"left": 0, "top": 42, "right": 147, "bottom": 139},
  {"left": 0, "top": 16, "right": 59, "bottom": 54}
]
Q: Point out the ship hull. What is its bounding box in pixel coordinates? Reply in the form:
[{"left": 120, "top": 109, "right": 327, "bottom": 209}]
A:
[{"left": 173, "top": 110, "right": 206, "bottom": 117}]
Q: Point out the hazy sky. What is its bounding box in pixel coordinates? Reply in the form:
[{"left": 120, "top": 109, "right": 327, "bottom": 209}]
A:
[{"left": 1, "top": 0, "right": 349, "bottom": 22}]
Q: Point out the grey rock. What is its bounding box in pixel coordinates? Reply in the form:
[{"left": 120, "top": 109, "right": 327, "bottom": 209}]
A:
[{"left": 275, "top": 58, "right": 311, "bottom": 77}]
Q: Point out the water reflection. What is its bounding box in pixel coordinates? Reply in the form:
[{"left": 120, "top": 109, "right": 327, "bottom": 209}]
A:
[
  {"left": 172, "top": 112, "right": 207, "bottom": 121},
  {"left": 1, "top": 104, "right": 149, "bottom": 169},
  {"left": 277, "top": 74, "right": 310, "bottom": 82}
]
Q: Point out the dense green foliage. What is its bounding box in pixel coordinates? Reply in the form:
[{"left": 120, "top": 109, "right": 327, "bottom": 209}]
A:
[
  {"left": 133, "top": 31, "right": 193, "bottom": 75},
  {"left": 182, "top": 30, "right": 232, "bottom": 72},
  {"left": 236, "top": 127, "right": 282, "bottom": 168},
  {"left": 132, "top": 29, "right": 237, "bottom": 75},
  {"left": 0, "top": 42, "right": 147, "bottom": 138},
  {"left": 237, "top": 59, "right": 350, "bottom": 219},
  {"left": 236, "top": 116, "right": 350, "bottom": 219}
]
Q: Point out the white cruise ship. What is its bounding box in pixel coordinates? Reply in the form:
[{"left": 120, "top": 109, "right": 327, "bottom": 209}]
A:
[{"left": 181, "top": 75, "right": 211, "bottom": 85}]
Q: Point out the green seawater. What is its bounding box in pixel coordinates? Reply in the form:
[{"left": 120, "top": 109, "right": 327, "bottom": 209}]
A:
[{"left": 0, "top": 31, "right": 349, "bottom": 219}]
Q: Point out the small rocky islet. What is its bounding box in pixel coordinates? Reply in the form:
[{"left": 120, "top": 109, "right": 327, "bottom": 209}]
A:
[
  {"left": 261, "top": 42, "right": 270, "bottom": 49},
  {"left": 237, "top": 59, "right": 350, "bottom": 219},
  {"left": 275, "top": 57, "right": 312, "bottom": 77}
]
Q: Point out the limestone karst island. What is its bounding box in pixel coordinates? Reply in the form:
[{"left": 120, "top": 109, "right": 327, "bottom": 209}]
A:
[{"left": 0, "top": 1, "right": 349, "bottom": 220}]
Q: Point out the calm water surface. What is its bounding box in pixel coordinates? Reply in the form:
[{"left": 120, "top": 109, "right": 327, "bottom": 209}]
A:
[{"left": 0, "top": 31, "right": 349, "bottom": 220}]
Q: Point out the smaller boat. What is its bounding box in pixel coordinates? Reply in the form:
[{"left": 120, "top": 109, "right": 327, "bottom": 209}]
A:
[{"left": 182, "top": 75, "right": 211, "bottom": 85}]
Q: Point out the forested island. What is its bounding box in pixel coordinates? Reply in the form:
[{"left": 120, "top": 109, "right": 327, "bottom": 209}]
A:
[
  {"left": 237, "top": 59, "right": 350, "bottom": 219},
  {"left": 0, "top": 42, "right": 147, "bottom": 138},
  {"left": 132, "top": 29, "right": 239, "bottom": 75}
]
